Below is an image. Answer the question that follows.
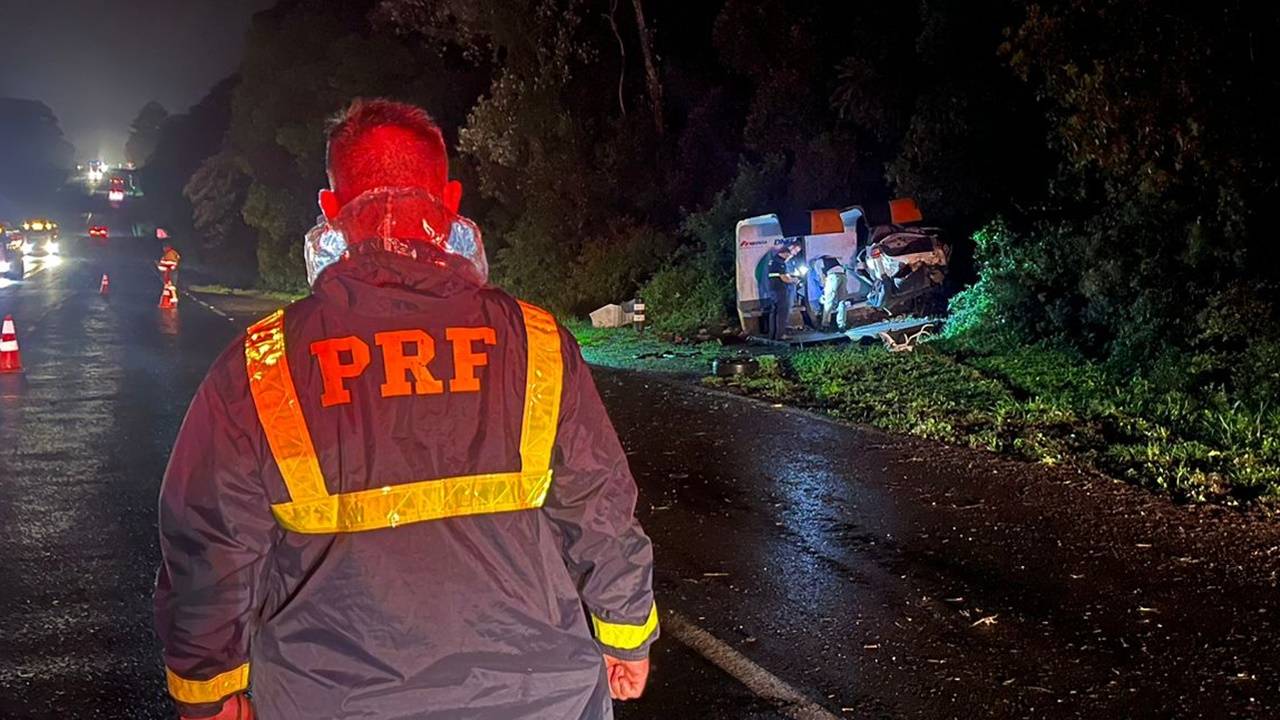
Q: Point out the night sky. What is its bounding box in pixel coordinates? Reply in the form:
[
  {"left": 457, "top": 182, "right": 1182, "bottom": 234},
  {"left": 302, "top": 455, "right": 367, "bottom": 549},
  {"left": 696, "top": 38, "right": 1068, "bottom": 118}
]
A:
[{"left": 0, "top": 0, "right": 275, "bottom": 162}]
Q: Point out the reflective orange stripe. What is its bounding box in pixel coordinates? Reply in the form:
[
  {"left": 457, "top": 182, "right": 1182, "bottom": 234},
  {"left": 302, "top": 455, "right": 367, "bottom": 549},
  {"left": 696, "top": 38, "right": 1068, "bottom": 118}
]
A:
[
  {"left": 245, "top": 302, "right": 563, "bottom": 534},
  {"left": 518, "top": 301, "right": 562, "bottom": 473},
  {"left": 245, "top": 310, "right": 328, "bottom": 501},
  {"left": 166, "top": 663, "right": 250, "bottom": 704},
  {"left": 271, "top": 470, "right": 554, "bottom": 533}
]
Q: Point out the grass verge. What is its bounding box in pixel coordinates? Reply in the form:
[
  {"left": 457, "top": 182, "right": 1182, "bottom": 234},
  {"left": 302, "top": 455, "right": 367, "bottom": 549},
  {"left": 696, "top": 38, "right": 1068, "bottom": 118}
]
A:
[
  {"left": 565, "top": 320, "right": 728, "bottom": 376},
  {"left": 566, "top": 321, "right": 1279, "bottom": 505},
  {"left": 713, "top": 339, "right": 1280, "bottom": 505},
  {"left": 189, "top": 284, "right": 307, "bottom": 303}
]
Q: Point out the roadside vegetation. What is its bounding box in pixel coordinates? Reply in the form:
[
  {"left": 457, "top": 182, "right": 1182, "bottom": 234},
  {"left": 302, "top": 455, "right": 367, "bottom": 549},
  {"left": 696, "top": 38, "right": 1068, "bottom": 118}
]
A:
[
  {"left": 715, "top": 336, "right": 1279, "bottom": 505},
  {"left": 575, "top": 320, "right": 1280, "bottom": 504},
  {"left": 188, "top": 284, "right": 306, "bottom": 303},
  {"left": 568, "top": 321, "right": 725, "bottom": 376},
  {"left": 111, "top": 1, "right": 1278, "bottom": 503}
]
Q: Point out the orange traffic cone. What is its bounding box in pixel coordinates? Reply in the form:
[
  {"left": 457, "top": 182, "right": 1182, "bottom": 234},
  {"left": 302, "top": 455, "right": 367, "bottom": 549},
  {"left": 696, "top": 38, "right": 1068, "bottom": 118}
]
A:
[
  {"left": 158, "top": 281, "right": 179, "bottom": 309},
  {"left": 0, "top": 315, "right": 22, "bottom": 374},
  {"left": 100, "top": 273, "right": 110, "bottom": 295}
]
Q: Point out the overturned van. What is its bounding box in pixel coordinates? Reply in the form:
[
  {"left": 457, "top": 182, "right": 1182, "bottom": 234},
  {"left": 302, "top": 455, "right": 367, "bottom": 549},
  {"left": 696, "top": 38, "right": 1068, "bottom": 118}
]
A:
[{"left": 734, "top": 199, "right": 948, "bottom": 339}]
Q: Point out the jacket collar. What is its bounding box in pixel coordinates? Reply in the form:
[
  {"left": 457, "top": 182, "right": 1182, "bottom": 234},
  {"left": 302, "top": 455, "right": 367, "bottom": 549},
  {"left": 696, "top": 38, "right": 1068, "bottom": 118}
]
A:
[{"left": 312, "top": 245, "right": 482, "bottom": 316}]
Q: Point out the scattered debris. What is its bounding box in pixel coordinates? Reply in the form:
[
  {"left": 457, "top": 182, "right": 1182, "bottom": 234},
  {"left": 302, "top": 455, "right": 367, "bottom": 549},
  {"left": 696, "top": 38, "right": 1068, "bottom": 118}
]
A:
[{"left": 879, "top": 324, "right": 936, "bottom": 353}]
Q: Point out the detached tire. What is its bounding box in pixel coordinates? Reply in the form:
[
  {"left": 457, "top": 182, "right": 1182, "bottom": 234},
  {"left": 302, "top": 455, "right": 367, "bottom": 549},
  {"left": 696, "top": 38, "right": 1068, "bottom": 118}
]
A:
[{"left": 712, "top": 357, "right": 759, "bottom": 378}]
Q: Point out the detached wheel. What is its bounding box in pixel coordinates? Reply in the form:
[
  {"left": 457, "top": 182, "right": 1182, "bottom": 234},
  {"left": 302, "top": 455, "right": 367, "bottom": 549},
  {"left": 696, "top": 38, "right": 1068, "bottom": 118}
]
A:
[{"left": 712, "top": 357, "right": 759, "bottom": 378}]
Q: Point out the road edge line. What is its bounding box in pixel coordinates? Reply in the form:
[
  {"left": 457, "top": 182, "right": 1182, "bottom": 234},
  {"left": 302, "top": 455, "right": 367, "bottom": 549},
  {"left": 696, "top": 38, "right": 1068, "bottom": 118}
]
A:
[
  {"left": 664, "top": 610, "right": 842, "bottom": 720},
  {"left": 181, "top": 290, "right": 233, "bottom": 321}
]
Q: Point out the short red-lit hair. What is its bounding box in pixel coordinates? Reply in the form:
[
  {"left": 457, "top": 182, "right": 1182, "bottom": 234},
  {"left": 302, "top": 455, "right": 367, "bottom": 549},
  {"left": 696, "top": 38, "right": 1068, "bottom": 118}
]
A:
[{"left": 326, "top": 99, "right": 448, "bottom": 205}]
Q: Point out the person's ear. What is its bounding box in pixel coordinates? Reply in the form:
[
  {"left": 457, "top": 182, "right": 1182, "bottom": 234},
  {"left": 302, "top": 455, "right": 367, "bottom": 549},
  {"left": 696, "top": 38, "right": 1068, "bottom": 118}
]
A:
[
  {"left": 442, "top": 180, "right": 463, "bottom": 214},
  {"left": 318, "top": 189, "right": 341, "bottom": 221}
]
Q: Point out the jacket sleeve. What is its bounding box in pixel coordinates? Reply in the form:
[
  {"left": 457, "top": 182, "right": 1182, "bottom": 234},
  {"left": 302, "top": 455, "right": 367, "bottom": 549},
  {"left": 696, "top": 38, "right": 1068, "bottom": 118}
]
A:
[
  {"left": 154, "top": 346, "right": 275, "bottom": 717},
  {"left": 541, "top": 329, "right": 658, "bottom": 660}
]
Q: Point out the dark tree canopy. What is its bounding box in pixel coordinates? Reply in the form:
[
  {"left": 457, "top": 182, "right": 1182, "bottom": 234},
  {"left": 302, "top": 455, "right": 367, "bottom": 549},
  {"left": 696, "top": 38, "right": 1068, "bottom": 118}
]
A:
[
  {"left": 125, "top": 100, "right": 170, "bottom": 167},
  {"left": 123, "top": 0, "right": 1280, "bottom": 403},
  {"left": 0, "top": 98, "right": 74, "bottom": 215}
]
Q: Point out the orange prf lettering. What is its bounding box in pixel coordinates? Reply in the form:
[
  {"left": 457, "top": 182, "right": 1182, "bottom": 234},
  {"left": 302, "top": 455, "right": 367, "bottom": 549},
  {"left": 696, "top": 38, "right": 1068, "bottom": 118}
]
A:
[
  {"left": 375, "top": 329, "right": 444, "bottom": 398},
  {"left": 446, "top": 327, "right": 496, "bottom": 393},
  {"left": 310, "top": 336, "right": 371, "bottom": 407}
]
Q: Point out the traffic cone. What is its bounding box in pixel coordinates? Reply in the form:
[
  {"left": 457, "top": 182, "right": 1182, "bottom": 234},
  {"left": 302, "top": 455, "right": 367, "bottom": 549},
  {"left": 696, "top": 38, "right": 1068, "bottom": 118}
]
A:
[
  {"left": 0, "top": 315, "right": 22, "bottom": 374},
  {"left": 158, "top": 281, "right": 179, "bottom": 309},
  {"left": 99, "top": 273, "right": 110, "bottom": 295}
]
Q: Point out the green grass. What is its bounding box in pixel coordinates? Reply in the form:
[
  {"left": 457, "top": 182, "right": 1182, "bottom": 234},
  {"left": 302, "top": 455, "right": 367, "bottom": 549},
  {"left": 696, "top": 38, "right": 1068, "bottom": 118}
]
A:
[
  {"left": 189, "top": 284, "right": 307, "bottom": 302},
  {"left": 707, "top": 338, "right": 1280, "bottom": 505},
  {"left": 565, "top": 320, "right": 728, "bottom": 376}
]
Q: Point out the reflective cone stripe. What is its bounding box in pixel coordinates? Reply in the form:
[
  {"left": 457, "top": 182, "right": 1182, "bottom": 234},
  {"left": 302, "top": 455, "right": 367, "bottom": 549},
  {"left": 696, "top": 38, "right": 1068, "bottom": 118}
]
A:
[
  {"left": 0, "top": 315, "right": 21, "bottom": 373},
  {"left": 100, "top": 274, "right": 110, "bottom": 294},
  {"left": 159, "top": 283, "right": 178, "bottom": 308},
  {"left": 245, "top": 301, "right": 564, "bottom": 534}
]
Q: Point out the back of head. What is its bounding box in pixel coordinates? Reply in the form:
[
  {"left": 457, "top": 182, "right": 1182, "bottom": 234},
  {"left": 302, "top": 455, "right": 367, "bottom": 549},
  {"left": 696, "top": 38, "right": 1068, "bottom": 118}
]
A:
[{"left": 326, "top": 99, "right": 448, "bottom": 206}]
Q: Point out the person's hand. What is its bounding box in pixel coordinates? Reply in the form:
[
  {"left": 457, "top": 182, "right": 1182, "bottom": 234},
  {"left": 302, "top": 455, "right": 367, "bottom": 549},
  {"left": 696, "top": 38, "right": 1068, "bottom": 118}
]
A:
[{"left": 603, "top": 654, "right": 650, "bottom": 701}]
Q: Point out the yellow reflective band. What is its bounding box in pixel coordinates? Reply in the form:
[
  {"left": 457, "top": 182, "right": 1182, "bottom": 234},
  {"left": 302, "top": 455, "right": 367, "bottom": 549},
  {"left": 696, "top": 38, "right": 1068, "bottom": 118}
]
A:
[
  {"left": 592, "top": 603, "right": 659, "bottom": 651},
  {"left": 245, "top": 301, "right": 564, "bottom": 534},
  {"left": 518, "top": 301, "right": 562, "bottom": 473},
  {"left": 165, "top": 663, "right": 250, "bottom": 705},
  {"left": 245, "top": 310, "right": 328, "bottom": 502},
  {"left": 272, "top": 470, "right": 553, "bottom": 533}
]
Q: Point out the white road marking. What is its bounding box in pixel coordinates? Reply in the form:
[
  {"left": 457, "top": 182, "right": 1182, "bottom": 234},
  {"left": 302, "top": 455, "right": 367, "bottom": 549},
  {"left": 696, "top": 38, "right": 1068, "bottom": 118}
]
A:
[
  {"left": 664, "top": 611, "right": 842, "bottom": 720},
  {"left": 182, "top": 291, "right": 234, "bottom": 321}
]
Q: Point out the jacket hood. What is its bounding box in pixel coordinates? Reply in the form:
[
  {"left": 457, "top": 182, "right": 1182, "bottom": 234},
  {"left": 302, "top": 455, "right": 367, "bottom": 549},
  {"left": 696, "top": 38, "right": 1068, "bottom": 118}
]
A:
[{"left": 304, "top": 186, "right": 488, "bottom": 288}]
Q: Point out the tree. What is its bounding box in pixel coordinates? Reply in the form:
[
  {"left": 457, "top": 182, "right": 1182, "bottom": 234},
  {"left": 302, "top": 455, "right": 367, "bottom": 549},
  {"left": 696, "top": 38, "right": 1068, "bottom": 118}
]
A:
[
  {"left": 630, "top": 0, "right": 664, "bottom": 136},
  {"left": 137, "top": 78, "right": 238, "bottom": 248},
  {"left": 185, "top": 151, "right": 258, "bottom": 285},
  {"left": 995, "top": 0, "right": 1280, "bottom": 364},
  {"left": 0, "top": 98, "right": 74, "bottom": 213},
  {"left": 230, "top": 0, "right": 486, "bottom": 289},
  {"left": 381, "top": 0, "right": 675, "bottom": 311},
  {"left": 125, "top": 101, "right": 170, "bottom": 167}
]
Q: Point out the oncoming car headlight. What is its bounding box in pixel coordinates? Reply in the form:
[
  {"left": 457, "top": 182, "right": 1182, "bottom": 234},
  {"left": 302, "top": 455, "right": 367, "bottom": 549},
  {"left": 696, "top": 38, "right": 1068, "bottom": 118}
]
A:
[
  {"left": 0, "top": 260, "right": 10, "bottom": 273},
  {"left": 47, "top": 241, "right": 60, "bottom": 255},
  {"left": 21, "top": 242, "right": 34, "bottom": 255}
]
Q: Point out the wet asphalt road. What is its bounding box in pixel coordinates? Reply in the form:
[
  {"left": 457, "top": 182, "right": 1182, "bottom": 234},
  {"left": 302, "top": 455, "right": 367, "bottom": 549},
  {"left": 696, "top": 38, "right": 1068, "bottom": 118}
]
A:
[{"left": 2, "top": 240, "right": 1280, "bottom": 719}]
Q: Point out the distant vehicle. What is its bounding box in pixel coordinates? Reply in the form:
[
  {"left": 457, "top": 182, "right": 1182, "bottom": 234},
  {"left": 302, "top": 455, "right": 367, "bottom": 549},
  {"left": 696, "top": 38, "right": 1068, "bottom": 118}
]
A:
[
  {"left": 0, "top": 220, "right": 25, "bottom": 279},
  {"left": 0, "top": 244, "right": 23, "bottom": 279},
  {"left": 20, "top": 218, "right": 60, "bottom": 256},
  {"left": 108, "top": 177, "right": 126, "bottom": 203},
  {"left": 89, "top": 225, "right": 109, "bottom": 238}
]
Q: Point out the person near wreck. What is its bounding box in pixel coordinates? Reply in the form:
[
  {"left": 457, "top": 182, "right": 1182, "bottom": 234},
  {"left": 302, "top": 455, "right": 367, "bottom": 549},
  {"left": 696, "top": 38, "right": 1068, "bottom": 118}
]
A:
[
  {"left": 154, "top": 98, "right": 658, "bottom": 719},
  {"left": 816, "top": 256, "right": 851, "bottom": 331},
  {"left": 766, "top": 241, "right": 800, "bottom": 340}
]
